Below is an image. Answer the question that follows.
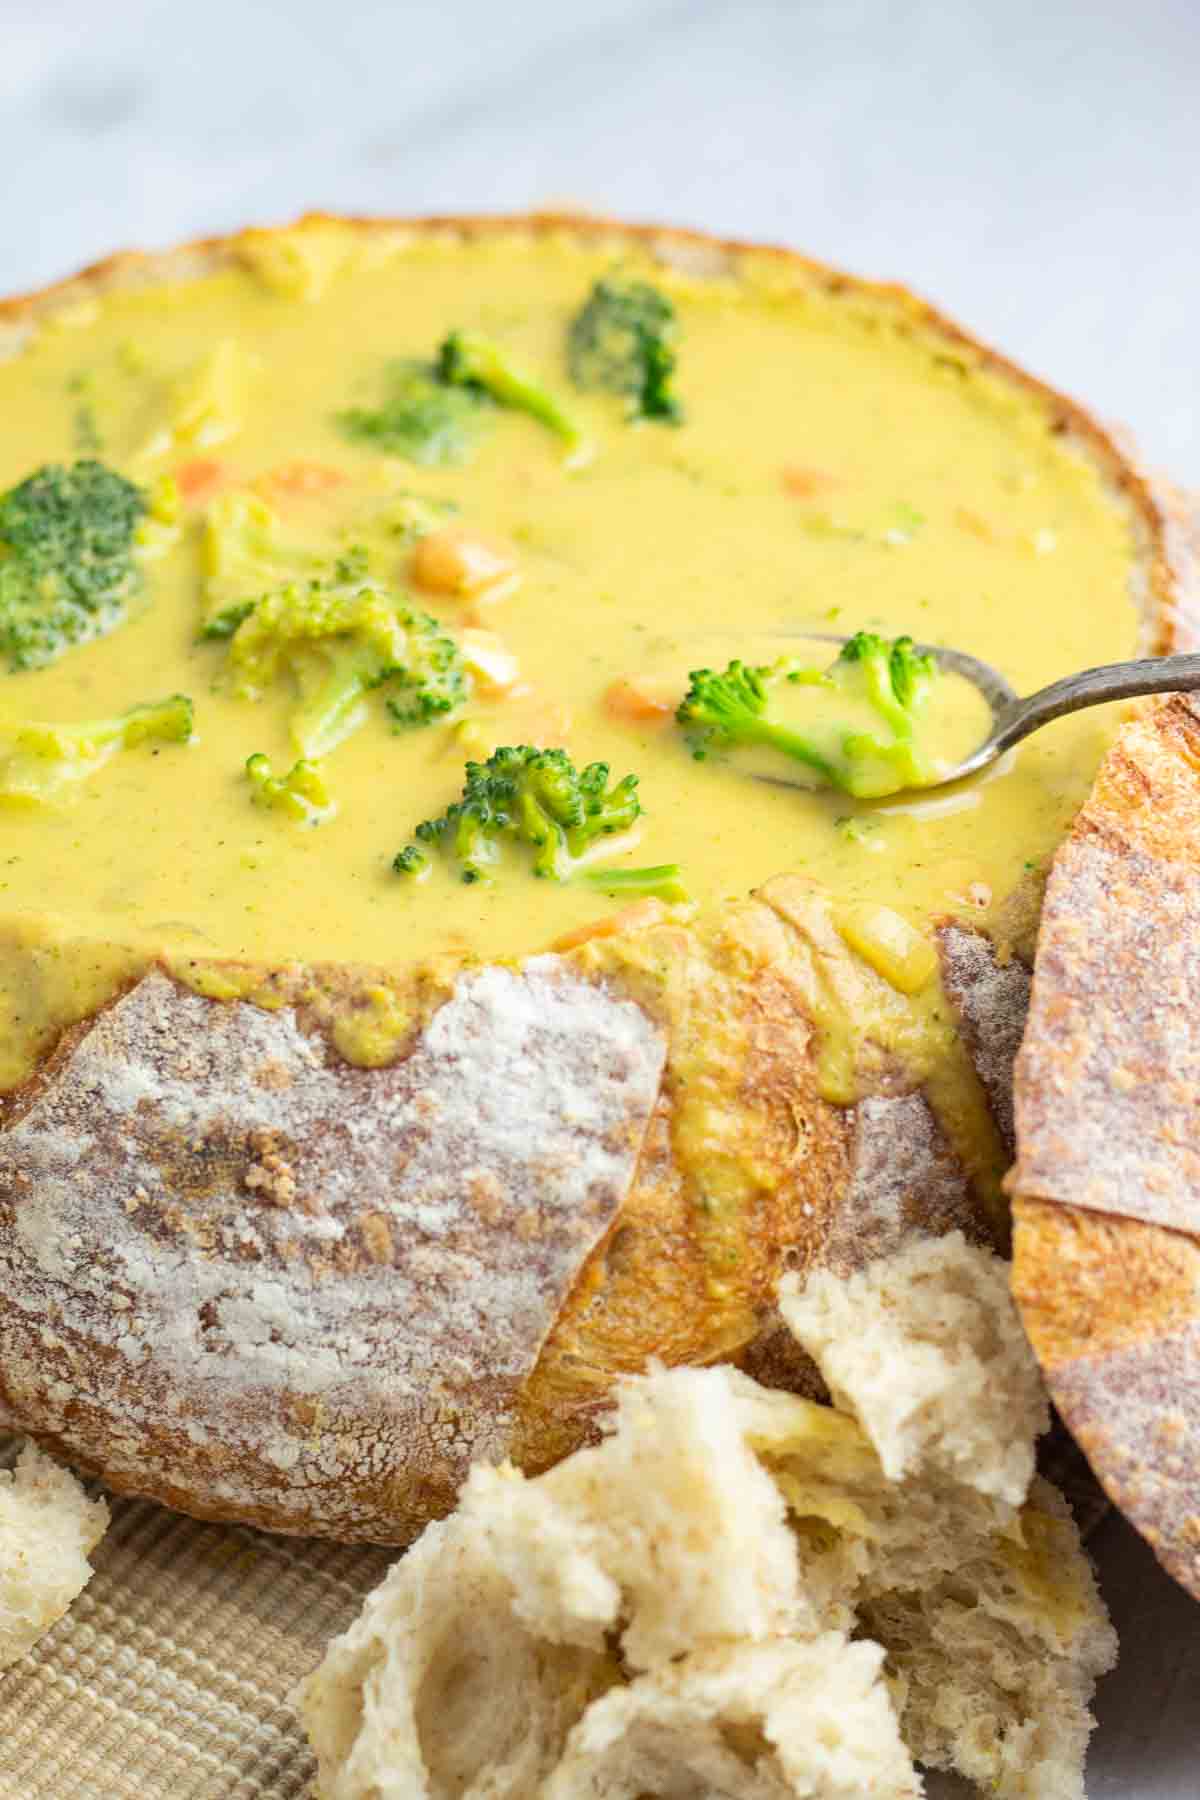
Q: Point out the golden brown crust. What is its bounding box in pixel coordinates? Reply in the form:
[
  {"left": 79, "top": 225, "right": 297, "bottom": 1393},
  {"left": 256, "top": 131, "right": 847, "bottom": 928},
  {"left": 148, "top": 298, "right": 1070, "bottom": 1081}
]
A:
[
  {"left": 514, "top": 886, "right": 999, "bottom": 1472},
  {"left": 0, "top": 212, "right": 1196, "bottom": 1541},
  {"left": 1012, "top": 686, "right": 1200, "bottom": 1597},
  {"left": 1012, "top": 1200, "right": 1200, "bottom": 1597}
]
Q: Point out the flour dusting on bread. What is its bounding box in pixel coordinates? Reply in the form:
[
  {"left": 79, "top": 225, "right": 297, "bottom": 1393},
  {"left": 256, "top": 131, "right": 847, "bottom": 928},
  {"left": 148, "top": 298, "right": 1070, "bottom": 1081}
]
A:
[
  {"left": 298, "top": 1236, "right": 1115, "bottom": 1800},
  {"left": 0, "top": 1441, "right": 108, "bottom": 1669}
]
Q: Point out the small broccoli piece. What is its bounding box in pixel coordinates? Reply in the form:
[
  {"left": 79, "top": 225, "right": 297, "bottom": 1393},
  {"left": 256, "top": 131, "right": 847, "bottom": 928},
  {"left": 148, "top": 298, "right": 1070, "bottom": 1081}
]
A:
[
  {"left": 838, "top": 630, "right": 936, "bottom": 723},
  {"left": 385, "top": 608, "right": 468, "bottom": 728},
  {"left": 337, "top": 359, "right": 489, "bottom": 466},
  {"left": 677, "top": 659, "right": 838, "bottom": 780},
  {"left": 393, "top": 843, "right": 428, "bottom": 877},
  {"left": 245, "top": 752, "right": 332, "bottom": 823},
  {"left": 201, "top": 489, "right": 458, "bottom": 640},
  {"left": 0, "top": 694, "right": 193, "bottom": 806},
  {"left": 393, "top": 745, "right": 684, "bottom": 896},
  {"left": 677, "top": 632, "right": 940, "bottom": 799},
  {"left": 573, "top": 864, "right": 690, "bottom": 901},
  {"left": 567, "top": 277, "right": 683, "bottom": 423},
  {"left": 0, "top": 459, "right": 154, "bottom": 671},
  {"left": 437, "top": 332, "right": 587, "bottom": 458},
  {"left": 220, "top": 553, "right": 469, "bottom": 758}
]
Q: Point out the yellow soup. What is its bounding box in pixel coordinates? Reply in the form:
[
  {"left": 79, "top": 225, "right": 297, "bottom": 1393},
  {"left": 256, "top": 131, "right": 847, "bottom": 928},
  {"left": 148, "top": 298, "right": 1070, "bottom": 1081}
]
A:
[{"left": 0, "top": 225, "right": 1139, "bottom": 1087}]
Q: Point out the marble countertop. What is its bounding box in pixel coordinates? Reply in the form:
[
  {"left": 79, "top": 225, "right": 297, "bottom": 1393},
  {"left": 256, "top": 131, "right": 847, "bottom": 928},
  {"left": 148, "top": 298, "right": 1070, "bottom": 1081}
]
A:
[{"left": 3, "top": 0, "right": 1197, "bottom": 480}]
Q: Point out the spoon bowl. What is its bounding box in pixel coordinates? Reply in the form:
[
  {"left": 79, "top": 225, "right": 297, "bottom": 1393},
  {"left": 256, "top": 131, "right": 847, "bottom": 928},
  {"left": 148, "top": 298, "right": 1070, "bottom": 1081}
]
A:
[{"left": 774, "top": 634, "right": 1200, "bottom": 793}]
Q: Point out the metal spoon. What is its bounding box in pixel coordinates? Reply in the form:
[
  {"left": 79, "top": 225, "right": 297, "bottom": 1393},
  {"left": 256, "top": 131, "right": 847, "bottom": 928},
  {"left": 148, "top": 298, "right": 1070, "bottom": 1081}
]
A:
[{"left": 785, "top": 634, "right": 1200, "bottom": 791}]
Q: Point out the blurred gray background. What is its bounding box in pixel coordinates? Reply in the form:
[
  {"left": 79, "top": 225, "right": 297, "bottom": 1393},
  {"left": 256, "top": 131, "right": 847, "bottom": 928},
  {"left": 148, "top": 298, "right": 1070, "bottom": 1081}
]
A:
[{"left": 2, "top": 0, "right": 1197, "bottom": 478}]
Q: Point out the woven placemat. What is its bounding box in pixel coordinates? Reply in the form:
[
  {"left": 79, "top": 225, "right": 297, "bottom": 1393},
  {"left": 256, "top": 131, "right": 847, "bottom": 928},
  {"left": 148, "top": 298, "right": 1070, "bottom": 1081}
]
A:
[
  {"left": 0, "top": 1439, "right": 391, "bottom": 1800},
  {"left": 0, "top": 1423, "right": 1110, "bottom": 1800}
]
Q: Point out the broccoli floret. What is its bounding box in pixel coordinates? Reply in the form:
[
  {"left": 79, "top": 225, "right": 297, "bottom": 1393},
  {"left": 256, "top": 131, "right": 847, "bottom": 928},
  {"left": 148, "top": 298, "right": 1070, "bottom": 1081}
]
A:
[
  {"left": 0, "top": 694, "right": 193, "bottom": 806},
  {"left": 220, "top": 552, "right": 468, "bottom": 758},
  {"left": 245, "top": 752, "right": 332, "bottom": 823},
  {"left": 566, "top": 277, "right": 683, "bottom": 423},
  {"left": 676, "top": 632, "right": 939, "bottom": 799},
  {"left": 338, "top": 334, "right": 585, "bottom": 466},
  {"left": 200, "top": 490, "right": 327, "bottom": 638},
  {"left": 337, "top": 360, "right": 489, "bottom": 466},
  {"left": 0, "top": 459, "right": 156, "bottom": 671},
  {"left": 385, "top": 609, "right": 468, "bottom": 728},
  {"left": 393, "top": 745, "right": 685, "bottom": 898},
  {"left": 437, "top": 331, "right": 587, "bottom": 458},
  {"left": 201, "top": 489, "right": 458, "bottom": 640}
]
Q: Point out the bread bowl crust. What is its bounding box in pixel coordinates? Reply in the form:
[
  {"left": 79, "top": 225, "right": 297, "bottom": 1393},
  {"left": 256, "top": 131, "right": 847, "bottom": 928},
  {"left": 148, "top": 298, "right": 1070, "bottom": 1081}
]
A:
[
  {"left": 0, "top": 211, "right": 1196, "bottom": 1541},
  {"left": 1011, "top": 689, "right": 1200, "bottom": 1598}
]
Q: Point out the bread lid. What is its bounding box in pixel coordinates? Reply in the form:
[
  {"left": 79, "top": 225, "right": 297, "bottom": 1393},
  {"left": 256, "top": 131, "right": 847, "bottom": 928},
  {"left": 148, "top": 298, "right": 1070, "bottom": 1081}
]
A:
[{"left": 1011, "top": 525, "right": 1200, "bottom": 1599}]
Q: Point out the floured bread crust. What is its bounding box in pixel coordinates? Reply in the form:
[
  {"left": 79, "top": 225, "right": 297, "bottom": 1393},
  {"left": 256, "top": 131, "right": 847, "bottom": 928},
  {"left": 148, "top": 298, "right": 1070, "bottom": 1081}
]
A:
[
  {"left": 0, "top": 213, "right": 1197, "bottom": 1540},
  {"left": 0, "top": 962, "right": 665, "bottom": 1538},
  {"left": 1012, "top": 689, "right": 1200, "bottom": 1599}
]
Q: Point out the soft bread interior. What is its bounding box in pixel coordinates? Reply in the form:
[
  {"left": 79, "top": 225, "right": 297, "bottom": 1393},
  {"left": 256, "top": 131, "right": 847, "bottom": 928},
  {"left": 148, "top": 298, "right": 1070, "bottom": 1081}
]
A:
[
  {"left": 779, "top": 1231, "right": 1052, "bottom": 1503},
  {"left": 0, "top": 1440, "right": 109, "bottom": 1670},
  {"left": 297, "top": 1234, "right": 1116, "bottom": 1800}
]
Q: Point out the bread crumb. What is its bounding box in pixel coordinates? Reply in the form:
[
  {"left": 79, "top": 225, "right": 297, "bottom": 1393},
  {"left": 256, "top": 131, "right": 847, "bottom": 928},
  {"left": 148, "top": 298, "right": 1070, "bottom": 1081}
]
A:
[{"left": 1, "top": 1442, "right": 109, "bottom": 1670}]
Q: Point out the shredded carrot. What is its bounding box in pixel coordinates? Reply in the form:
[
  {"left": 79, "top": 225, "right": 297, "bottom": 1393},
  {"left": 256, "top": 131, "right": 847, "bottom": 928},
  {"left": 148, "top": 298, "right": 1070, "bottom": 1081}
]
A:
[
  {"left": 263, "top": 461, "right": 347, "bottom": 496},
  {"left": 955, "top": 506, "right": 999, "bottom": 543},
  {"left": 603, "top": 676, "right": 676, "bottom": 723},
  {"left": 782, "top": 466, "right": 839, "bottom": 499},
  {"left": 552, "top": 898, "right": 671, "bottom": 952},
  {"left": 176, "top": 457, "right": 227, "bottom": 502},
  {"left": 457, "top": 691, "right": 571, "bottom": 758}
]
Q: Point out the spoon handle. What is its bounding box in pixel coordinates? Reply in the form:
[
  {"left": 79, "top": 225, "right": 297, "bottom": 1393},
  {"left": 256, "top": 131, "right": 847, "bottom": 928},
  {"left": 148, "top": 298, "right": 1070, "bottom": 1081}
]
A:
[{"left": 992, "top": 653, "right": 1200, "bottom": 757}]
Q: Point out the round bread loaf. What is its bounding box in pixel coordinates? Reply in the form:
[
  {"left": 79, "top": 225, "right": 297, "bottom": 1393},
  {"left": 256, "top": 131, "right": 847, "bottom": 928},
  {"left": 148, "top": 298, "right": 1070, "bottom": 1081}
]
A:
[{"left": 0, "top": 214, "right": 1194, "bottom": 1541}]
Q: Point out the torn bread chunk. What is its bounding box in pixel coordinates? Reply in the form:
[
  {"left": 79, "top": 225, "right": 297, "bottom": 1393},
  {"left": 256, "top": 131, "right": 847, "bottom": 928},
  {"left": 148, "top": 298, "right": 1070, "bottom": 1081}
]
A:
[
  {"left": 543, "top": 1638, "right": 919, "bottom": 1800},
  {"left": 298, "top": 1512, "right": 618, "bottom": 1800},
  {"left": 860, "top": 1479, "right": 1116, "bottom": 1800},
  {"left": 298, "top": 1236, "right": 1114, "bottom": 1800},
  {"left": 741, "top": 1388, "right": 1116, "bottom": 1800},
  {"left": 463, "top": 1364, "right": 816, "bottom": 1667},
  {"left": 780, "top": 1231, "right": 1049, "bottom": 1505},
  {"left": 0, "top": 1440, "right": 109, "bottom": 1669}
]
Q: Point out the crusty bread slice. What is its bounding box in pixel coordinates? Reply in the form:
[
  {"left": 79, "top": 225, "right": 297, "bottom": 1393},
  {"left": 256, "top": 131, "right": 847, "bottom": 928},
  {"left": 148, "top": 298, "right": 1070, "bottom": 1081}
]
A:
[
  {"left": 298, "top": 1236, "right": 1114, "bottom": 1800},
  {"left": 1011, "top": 687, "right": 1200, "bottom": 1601},
  {"left": 0, "top": 1441, "right": 108, "bottom": 1669}
]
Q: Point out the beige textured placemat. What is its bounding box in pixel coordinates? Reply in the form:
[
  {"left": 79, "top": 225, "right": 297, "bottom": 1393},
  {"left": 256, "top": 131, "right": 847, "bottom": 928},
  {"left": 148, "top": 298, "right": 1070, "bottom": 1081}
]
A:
[
  {"left": 0, "top": 1438, "right": 391, "bottom": 1800},
  {"left": 0, "top": 1426, "right": 1109, "bottom": 1800}
]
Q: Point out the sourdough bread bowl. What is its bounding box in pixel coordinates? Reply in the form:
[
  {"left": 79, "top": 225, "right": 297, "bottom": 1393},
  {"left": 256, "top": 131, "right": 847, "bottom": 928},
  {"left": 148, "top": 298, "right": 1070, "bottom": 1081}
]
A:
[{"left": 0, "top": 212, "right": 1194, "bottom": 1543}]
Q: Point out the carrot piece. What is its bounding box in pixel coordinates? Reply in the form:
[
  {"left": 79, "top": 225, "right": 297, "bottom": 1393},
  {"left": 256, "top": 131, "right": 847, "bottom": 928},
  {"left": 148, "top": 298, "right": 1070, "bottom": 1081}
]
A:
[
  {"left": 782, "top": 466, "right": 838, "bottom": 499},
  {"left": 552, "top": 898, "right": 672, "bottom": 951},
  {"left": 410, "top": 527, "right": 518, "bottom": 600},
  {"left": 603, "top": 676, "right": 676, "bottom": 723},
  {"left": 263, "top": 461, "right": 346, "bottom": 496},
  {"left": 176, "top": 457, "right": 227, "bottom": 502},
  {"left": 955, "top": 506, "right": 999, "bottom": 543}
]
